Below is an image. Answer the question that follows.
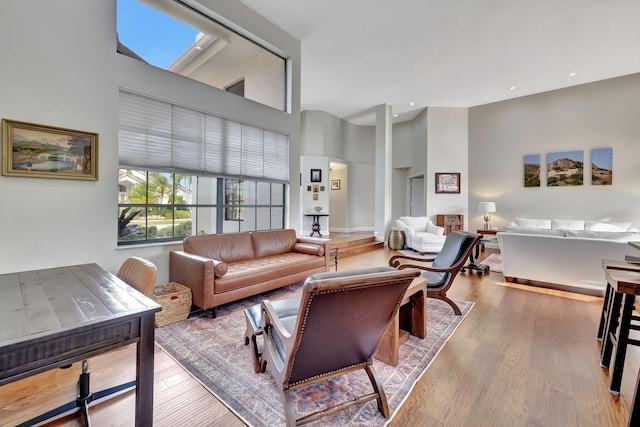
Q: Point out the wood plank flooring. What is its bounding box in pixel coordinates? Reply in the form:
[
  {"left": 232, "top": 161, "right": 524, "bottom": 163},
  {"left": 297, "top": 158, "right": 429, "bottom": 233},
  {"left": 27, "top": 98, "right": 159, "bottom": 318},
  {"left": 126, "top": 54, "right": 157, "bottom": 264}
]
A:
[{"left": 1, "top": 247, "right": 636, "bottom": 426}]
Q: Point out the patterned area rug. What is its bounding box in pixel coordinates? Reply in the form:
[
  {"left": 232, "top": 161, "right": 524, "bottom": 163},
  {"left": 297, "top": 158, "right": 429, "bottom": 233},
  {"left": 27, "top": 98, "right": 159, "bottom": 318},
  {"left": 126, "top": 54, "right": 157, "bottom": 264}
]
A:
[
  {"left": 155, "top": 282, "right": 474, "bottom": 426},
  {"left": 482, "top": 252, "right": 503, "bottom": 273}
]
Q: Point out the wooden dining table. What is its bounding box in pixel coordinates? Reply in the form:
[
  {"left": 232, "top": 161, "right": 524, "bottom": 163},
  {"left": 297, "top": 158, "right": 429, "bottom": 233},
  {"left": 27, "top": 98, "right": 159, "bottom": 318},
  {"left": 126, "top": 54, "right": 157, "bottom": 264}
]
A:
[{"left": 0, "top": 263, "right": 161, "bottom": 426}]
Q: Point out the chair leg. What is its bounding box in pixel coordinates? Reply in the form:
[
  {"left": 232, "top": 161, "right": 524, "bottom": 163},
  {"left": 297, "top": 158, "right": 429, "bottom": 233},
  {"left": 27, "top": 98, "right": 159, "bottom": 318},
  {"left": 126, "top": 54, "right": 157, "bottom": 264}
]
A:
[
  {"left": 281, "top": 389, "right": 297, "bottom": 427},
  {"left": 428, "top": 292, "right": 462, "bottom": 315},
  {"left": 365, "top": 365, "right": 390, "bottom": 418}
]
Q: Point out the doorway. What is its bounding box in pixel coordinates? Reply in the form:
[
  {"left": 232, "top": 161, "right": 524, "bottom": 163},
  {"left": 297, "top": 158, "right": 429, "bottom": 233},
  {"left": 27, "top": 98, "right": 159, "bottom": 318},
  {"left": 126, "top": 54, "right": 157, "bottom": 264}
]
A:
[{"left": 409, "top": 175, "right": 425, "bottom": 216}]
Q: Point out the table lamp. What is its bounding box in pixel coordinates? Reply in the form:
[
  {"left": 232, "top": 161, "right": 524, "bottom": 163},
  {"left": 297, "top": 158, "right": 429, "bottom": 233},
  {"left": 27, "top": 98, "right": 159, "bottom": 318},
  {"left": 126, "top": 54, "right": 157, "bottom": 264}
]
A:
[{"left": 479, "top": 202, "right": 496, "bottom": 230}]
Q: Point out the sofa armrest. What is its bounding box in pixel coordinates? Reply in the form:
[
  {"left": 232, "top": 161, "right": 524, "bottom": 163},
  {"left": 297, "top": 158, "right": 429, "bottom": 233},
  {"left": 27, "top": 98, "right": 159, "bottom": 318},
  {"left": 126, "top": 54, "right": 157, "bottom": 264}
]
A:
[
  {"left": 426, "top": 220, "right": 445, "bottom": 236},
  {"left": 169, "top": 251, "right": 219, "bottom": 310},
  {"left": 296, "top": 237, "right": 331, "bottom": 271}
]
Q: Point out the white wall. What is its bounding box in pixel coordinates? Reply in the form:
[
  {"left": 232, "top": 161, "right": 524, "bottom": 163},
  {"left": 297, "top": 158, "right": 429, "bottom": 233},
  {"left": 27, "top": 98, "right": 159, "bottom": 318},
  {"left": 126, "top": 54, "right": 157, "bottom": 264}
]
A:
[
  {"left": 468, "top": 73, "right": 640, "bottom": 231},
  {"left": 0, "top": 0, "right": 301, "bottom": 282},
  {"left": 427, "top": 108, "right": 469, "bottom": 228}
]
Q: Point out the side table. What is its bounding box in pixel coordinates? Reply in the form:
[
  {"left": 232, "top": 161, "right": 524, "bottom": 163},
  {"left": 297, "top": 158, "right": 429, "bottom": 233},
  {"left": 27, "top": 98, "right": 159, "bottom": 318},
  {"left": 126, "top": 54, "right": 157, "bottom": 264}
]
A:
[{"left": 477, "top": 229, "right": 499, "bottom": 252}]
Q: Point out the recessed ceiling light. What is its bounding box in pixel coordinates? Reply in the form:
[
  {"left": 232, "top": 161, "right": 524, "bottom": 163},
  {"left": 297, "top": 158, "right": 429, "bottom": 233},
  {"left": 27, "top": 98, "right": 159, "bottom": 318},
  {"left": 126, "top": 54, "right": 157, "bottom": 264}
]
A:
[
  {"left": 408, "top": 102, "right": 415, "bottom": 106},
  {"left": 393, "top": 114, "right": 399, "bottom": 118},
  {"left": 567, "top": 72, "right": 577, "bottom": 77},
  {"left": 508, "top": 85, "right": 517, "bottom": 91}
]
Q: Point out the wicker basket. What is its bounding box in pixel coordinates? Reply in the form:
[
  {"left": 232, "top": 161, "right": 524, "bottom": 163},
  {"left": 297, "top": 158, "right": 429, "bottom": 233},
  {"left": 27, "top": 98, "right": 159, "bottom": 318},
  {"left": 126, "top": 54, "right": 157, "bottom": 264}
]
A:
[{"left": 152, "top": 282, "right": 192, "bottom": 327}]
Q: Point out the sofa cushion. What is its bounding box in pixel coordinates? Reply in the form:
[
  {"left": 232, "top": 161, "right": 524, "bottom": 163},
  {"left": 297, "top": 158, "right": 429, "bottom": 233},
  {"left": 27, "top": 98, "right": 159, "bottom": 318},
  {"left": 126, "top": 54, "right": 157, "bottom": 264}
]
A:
[
  {"left": 184, "top": 232, "right": 254, "bottom": 262},
  {"left": 564, "top": 230, "right": 640, "bottom": 241},
  {"left": 503, "top": 226, "right": 566, "bottom": 236},
  {"left": 215, "top": 252, "right": 326, "bottom": 293},
  {"left": 251, "top": 229, "right": 297, "bottom": 258},
  {"left": 585, "top": 221, "right": 633, "bottom": 232},
  {"left": 514, "top": 218, "right": 552, "bottom": 229},
  {"left": 551, "top": 219, "right": 585, "bottom": 230}
]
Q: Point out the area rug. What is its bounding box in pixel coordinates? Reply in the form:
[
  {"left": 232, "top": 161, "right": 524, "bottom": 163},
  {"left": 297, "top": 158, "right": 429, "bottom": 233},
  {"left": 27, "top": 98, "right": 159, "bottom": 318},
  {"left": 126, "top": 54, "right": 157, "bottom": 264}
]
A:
[
  {"left": 155, "top": 282, "right": 474, "bottom": 426},
  {"left": 482, "top": 252, "right": 503, "bottom": 273}
]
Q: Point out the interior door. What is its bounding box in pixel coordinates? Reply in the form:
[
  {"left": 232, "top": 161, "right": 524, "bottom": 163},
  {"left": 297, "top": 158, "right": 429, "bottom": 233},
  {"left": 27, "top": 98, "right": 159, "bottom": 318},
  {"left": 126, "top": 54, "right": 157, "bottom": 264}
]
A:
[{"left": 409, "top": 176, "right": 425, "bottom": 216}]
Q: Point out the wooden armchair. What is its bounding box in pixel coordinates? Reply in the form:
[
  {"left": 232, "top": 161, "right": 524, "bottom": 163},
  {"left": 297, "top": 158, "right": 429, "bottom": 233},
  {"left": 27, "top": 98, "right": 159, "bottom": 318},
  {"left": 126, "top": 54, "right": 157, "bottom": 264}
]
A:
[
  {"left": 260, "top": 266, "right": 419, "bottom": 426},
  {"left": 389, "top": 231, "right": 480, "bottom": 315}
]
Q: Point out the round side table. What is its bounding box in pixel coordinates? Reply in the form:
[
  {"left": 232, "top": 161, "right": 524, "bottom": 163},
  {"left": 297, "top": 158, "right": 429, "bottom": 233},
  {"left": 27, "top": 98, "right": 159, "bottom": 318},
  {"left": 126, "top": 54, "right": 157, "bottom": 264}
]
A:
[{"left": 388, "top": 229, "right": 405, "bottom": 250}]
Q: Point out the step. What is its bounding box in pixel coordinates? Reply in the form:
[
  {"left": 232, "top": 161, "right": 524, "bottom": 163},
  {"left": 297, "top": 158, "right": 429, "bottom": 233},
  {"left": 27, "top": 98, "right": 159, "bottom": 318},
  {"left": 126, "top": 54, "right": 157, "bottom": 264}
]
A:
[{"left": 336, "top": 240, "right": 384, "bottom": 258}]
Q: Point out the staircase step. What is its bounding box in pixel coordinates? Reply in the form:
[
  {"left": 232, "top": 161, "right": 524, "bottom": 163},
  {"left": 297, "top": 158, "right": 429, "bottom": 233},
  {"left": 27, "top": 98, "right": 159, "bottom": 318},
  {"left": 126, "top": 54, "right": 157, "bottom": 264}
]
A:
[{"left": 336, "top": 240, "right": 384, "bottom": 258}]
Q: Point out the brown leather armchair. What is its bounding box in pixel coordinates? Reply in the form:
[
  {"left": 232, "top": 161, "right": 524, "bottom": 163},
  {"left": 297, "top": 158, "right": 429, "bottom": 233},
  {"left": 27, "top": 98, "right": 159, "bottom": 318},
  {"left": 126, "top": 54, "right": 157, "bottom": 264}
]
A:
[
  {"left": 389, "top": 230, "right": 480, "bottom": 315},
  {"left": 117, "top": 256, "right": 158, "bottom": 297},
  {"left": 260, "top": 266, "right": 419, "bottom": 426}
]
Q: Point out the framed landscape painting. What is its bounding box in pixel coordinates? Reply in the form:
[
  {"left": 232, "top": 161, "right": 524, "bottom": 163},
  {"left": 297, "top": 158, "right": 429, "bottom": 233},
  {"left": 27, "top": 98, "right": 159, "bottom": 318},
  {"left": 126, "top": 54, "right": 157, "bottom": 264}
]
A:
[{"left": 2, "top": 119, "right": 98, "bottom": 180}]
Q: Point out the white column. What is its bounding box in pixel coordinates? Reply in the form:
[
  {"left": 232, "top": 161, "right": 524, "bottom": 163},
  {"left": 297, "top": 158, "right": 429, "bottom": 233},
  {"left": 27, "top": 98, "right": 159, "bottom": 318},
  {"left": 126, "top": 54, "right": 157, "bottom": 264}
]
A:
[{"left": 374, "top": 104, "right": 392, "bottom": 242}]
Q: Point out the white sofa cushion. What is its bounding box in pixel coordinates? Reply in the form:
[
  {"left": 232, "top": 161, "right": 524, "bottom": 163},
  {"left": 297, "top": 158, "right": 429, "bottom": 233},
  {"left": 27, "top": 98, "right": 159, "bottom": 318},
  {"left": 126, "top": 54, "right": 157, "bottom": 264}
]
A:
[
  {"left": 585, "top": 221, "right": 633, "bottom": 232},
  {"left": 503, "top": 226, "right": 566, "bottom": 236},
  {"left": 514, "top": 218, "right": 552, "bottom": 229},
  {"left": 551, "top": 219, "right": 585, "bottom": 230},
  {"left": 564, "top": 230, "right": 640, "bottom": 241}
]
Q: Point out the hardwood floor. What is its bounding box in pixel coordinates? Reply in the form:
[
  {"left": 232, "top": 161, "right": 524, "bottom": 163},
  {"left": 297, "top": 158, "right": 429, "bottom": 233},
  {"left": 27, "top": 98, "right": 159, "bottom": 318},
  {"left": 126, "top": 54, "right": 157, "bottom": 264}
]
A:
[{"left": 1, "top": 247, "right": 636, "bottom": 426}]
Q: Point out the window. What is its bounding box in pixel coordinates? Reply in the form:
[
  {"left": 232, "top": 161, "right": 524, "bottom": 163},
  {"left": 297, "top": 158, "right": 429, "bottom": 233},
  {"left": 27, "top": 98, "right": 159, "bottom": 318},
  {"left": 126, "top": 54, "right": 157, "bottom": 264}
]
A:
[
  {"left": 116, "top": 0, "right": 287, "bottom": 111},
  {"left": 118, "top": 171, "right": 286, "bottom": 244},
  {"left": 117, "top": 91, "right": 289, "bottom": 245}
]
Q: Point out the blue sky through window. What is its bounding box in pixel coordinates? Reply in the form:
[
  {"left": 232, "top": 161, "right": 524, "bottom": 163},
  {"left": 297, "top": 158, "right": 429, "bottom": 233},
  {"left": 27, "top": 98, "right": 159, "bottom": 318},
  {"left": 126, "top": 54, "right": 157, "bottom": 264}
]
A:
[{"left": 117, "top": 0, "right": 198, "bottom": 69}]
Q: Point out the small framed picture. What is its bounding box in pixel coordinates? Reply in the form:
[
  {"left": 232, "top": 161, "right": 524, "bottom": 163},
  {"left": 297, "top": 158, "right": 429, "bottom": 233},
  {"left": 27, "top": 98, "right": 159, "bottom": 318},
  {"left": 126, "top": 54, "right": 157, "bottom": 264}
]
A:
[
  {"left": 435, "top": 172, "right": 460, "bottom": 194},
  {"left": 331, "top": 179, "right": 341, "bottom": 190},
  {"left": 307, "top": 185, "right": 312, "bottom": 191},
  {"left": 320, "top": 186, "right": 325, "bottom": 191},
  {"left": 310, "top": 168, "right": 322, "bottom": 182}
]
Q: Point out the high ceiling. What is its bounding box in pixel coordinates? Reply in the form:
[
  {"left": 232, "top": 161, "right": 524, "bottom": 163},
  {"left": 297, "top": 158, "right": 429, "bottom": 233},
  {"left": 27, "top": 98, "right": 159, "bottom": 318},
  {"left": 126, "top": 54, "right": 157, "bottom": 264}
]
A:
[{"left": 237, "top": 0, "right": 640, "bottom": 125}]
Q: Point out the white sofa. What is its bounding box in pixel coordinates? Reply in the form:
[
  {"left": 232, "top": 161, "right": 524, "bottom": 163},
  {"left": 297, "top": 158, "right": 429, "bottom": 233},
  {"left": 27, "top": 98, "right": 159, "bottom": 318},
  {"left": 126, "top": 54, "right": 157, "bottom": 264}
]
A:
[
  {"left": 497, "top": 218, "right": 640, "bottom": 295},
  {"left": 395, "top": 216, "right": 446, "bottom": 253}
]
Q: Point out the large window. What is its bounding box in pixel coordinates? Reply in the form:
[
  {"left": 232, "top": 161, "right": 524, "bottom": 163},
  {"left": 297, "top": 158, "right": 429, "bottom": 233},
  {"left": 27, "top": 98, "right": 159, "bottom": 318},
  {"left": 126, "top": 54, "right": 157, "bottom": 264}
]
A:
[
  {"left": 116, "top": 0, "right": 287, "bottom": 112},
  {"left": 118, "top": 170, "right": 286, "bottom": 244},
  {"left": 117, "top": 91, "right": 289, "bottom": 245}
]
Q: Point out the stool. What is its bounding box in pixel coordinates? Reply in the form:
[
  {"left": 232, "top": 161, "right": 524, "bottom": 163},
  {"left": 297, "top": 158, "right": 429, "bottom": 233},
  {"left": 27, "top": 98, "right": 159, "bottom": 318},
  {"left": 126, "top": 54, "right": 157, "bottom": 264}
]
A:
[
  {"left": 599, "top": 268, "right": 640, "bottom": 395},
  {"left": 244, "top": 297, "right": 300, "bottom": 373}
]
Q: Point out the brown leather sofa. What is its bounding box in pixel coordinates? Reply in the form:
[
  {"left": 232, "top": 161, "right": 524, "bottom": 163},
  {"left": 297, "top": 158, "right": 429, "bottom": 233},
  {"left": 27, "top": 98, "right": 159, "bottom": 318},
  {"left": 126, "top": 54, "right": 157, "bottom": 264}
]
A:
[{"left": 169, "top": 229, "right": 329, "bottom": 314}]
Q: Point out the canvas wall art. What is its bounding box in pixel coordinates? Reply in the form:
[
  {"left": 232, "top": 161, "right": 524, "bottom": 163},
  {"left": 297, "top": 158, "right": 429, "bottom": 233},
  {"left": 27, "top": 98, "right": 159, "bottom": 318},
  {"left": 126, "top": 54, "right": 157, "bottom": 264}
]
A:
[
  {"left": 547, "top": 150, "right": 583, "bottom": 186},
  {"left": 591, "top": 148, "right": 613, "bottom": 185},
  {"left": 523, "top": 154, "right": 541, "bottom": 187}
]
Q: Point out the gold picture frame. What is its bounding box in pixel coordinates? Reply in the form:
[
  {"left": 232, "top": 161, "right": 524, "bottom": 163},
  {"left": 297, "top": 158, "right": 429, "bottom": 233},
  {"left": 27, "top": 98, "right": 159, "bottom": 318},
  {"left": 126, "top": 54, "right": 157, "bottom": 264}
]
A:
[{"left": 2, "top": 119, "right": 98, "bottom": 180}]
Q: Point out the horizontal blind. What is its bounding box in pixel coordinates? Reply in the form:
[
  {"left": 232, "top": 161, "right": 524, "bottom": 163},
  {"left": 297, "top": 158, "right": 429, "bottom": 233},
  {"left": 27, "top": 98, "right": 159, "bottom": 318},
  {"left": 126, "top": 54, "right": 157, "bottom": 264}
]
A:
[{"left": 118, "top": 91, "right": 289, "bottom": 182}]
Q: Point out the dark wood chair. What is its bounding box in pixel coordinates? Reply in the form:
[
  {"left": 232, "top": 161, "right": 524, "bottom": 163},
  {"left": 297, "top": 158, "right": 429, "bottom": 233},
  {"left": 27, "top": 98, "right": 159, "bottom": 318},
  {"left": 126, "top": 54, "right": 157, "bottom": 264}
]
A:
[
  {"left": 260, "top": 266, "right": 420, "bottom": 427},
  {"left": 389, "top": 230, "right": 480, "bottom": 315}
]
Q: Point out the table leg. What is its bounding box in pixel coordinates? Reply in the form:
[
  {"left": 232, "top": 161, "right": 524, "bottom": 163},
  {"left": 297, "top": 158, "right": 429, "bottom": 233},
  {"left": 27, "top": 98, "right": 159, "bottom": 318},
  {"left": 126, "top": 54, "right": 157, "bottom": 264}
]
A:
[{"left": 136, "top": 313, "right": 156, "bottom": 427}]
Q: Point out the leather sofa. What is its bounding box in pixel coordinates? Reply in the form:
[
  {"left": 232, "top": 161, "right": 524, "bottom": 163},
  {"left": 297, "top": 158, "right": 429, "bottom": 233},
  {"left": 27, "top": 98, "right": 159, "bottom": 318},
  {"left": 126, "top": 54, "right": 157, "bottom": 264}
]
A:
[
  {"left": 497, "top": 218, "right": 640, "bottom": 295},
  {"left": 169, "top": 229, "right": 330, "bottom": 313},
  {"left": 395, "top": 216, "right": 446, "bottom": 253}
]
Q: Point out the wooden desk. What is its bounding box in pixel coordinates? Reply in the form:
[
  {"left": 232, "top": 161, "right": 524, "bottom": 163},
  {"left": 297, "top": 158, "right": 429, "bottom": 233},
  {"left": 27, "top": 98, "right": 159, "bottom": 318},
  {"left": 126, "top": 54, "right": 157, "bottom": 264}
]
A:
[
  {"left": 0, "top": 263, "right": 161, "bottom": 426},
  {"left": 376, "top": 277, "right": 427, "bottom": 366}
]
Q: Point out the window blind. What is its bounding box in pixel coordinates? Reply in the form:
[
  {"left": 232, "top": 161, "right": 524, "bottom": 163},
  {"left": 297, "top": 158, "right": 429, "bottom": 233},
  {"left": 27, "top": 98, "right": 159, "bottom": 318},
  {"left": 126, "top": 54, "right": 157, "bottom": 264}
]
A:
[{"left": 119, "top": 91, "right": 289, "bottom": 183}]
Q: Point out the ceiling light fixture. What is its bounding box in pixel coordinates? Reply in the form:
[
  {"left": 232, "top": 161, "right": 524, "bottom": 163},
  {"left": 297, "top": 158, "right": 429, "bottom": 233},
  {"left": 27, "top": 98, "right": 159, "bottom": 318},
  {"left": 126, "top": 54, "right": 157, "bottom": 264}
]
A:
[
  {"left": 393, "top": 114, "right": 399, "bottom": 118},
  {"left": 567, "top": 72, "right": 577, "bottom": 77},
  {"left": 509, "top": 85, "right": 517, "bottom": 91},
  {"left": 408, "top": 102, "right": 415, "bottom": 106}
]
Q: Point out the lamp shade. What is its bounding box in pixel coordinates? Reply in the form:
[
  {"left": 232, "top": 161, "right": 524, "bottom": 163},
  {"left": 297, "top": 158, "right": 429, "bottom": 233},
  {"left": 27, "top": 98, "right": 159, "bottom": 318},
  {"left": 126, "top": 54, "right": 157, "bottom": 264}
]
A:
[{"left": 479, "top": 202, "right": 496, "bottom": 213}]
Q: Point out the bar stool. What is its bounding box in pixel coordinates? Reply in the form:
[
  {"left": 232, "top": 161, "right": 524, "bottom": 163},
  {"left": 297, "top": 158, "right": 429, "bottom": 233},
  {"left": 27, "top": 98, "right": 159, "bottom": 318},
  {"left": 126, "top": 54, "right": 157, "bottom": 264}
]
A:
[{"left": 600, "top": 268, "right": 640, "bottom": 395}]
